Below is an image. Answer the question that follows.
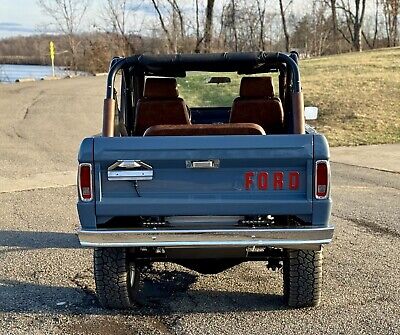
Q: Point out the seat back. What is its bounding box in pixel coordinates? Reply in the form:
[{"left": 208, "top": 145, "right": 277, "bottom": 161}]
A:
[
  {"left": 134, "top": 78, "right": 190, "bottom": 135},
  {"left": 144, "top": 123, "right": 266, "bottom": 136},
  {"left": 230, "top": 77, "right": 284, "bottom": 134}
]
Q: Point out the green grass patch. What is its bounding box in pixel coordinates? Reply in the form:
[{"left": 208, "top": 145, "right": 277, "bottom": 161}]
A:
[
  {"left": 177, "top": 72, "right": 242, "bottom": 106},
  {"left": 178, "top": 47, "right": 400, "bottom": 146}
]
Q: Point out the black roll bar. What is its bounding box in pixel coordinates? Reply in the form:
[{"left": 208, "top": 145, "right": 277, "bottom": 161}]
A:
[
  {"left": 105, "top": 52, "right": 301, "bottom": 99},
  {"left": 102, "top": 52, "right": 304, "bottom": 136}
]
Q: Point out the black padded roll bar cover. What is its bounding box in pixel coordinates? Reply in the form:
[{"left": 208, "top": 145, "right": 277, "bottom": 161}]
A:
[
  {"left": 289, "top": 51, "right": 299, "bottom": 64},
  {"left": 130, "top": 52, "right": 261, "bottom": 73},
  {"left": 106, "top": 52, "right": 302, "bottom": 97}
]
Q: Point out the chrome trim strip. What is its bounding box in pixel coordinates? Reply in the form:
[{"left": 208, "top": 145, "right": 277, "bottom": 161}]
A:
[
  {"left": 186, "top": 159, "right": 220, "bottom": 169},
  {"left": 78, "top": 226, "right": 334, "bottom": 248},
  {"left": 108, "top": 160, "right": 153, "bottom": 181}
]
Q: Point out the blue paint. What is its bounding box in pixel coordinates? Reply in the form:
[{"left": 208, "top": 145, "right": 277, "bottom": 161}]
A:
[{"left": 78, "top": 134, "right": 332, "bottom": 230}]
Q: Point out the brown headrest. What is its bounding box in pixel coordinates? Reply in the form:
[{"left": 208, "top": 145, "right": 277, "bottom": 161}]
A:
[
  {"left": 240, "top": 77, "right": 274, "bottom": 98},
  {"left": 144, "top": 78, "right": 179, "bottom": 98}
]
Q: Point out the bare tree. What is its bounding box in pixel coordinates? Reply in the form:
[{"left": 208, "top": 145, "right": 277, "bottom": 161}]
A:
[
  {"left": 194, "top": 0, "right": 203, "bottom": 52},
  {"left": 336, "top": 0, "right": 367, "bottom": 51},
  {"left": 203, "top": 0, "right": 215, "bottom": 52},
  {"left": 279, "top": 0, "right": 293, "bottom": 52},
  {"left": 38, "top": 0, "right": 90, "bottom": 70},
  {"left": 150, "top": 0, "right": 188, "bottom": 52},
  {"left": 220, "top": 1, "right": 238, "bottom": 51},
  {"left": 167, "top": 0, "right": 185, "bottom": 41},
  {"left": 256, "top": 0, "right": 267, "bottom": 50},
  {"left": 372, "top": 0, "right": 380, "bottom": 47},
  {"left": 328, "top": 0, "right": 341, "bottom": 52},
  {"left": 382, "top": 0, "right": 399, "bottom": 47},
  {"left": 103, "top": 0, "right": 139, "bottom": 55},
  {"left": 150, "top": 0, "right": 176, "bottom": 52}
]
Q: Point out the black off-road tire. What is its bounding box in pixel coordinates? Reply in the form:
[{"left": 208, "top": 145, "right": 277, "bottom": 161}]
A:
[
  {"left": 94, "top": 247, "right": 140, "bottom": 309},
  {"left": 283, "top": 249, "right": 323, "bottom": 308}
]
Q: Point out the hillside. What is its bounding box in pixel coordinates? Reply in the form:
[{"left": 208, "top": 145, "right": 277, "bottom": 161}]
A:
[
  {"left": 301, "top": 47, "right": 400, "bottom": 146},
  {"left": 178, "top": 47, "right": 400, "bottom": 146}
]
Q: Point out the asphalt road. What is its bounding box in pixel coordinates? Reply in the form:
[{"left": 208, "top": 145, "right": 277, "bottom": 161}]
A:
[{"left": 0, "top": 78, "right": 399, "bottom": 335}]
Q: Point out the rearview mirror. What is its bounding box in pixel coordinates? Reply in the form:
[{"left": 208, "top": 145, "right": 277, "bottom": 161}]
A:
[
  {"left": 207, "top": 77, "right": 231, "bottom": 84},
  {"left": 304, "top": 106, "right": 318, "bottom": 120}
]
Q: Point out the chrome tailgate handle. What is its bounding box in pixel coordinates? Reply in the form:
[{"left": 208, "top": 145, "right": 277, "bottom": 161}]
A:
[
  {"left": 108, "top": 160, "right": 153, "bottom": 181},
  {"left": 186, "top": 159, "right": 220, "bottom": 169}
]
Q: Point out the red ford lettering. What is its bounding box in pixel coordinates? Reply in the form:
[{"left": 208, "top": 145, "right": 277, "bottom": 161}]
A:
[
  {"left": 244, "top": 171, "right": 255, "bottom": 190},
  {"left": 244, "top": 171, "right": 300, "bottom": 191},
  {"left": 257, "top": 172, "right": 268, "bottom": 190},
  {"left": 273, "top": 172, "right": 284, "bottom": 190},
  {"left": 289, "top": 171, "right": 300, "bottom": 190}
]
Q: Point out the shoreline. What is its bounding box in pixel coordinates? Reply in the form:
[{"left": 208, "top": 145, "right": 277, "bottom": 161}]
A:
[{"left": 0, "top": 63, "right": 92, "bottom": 83}]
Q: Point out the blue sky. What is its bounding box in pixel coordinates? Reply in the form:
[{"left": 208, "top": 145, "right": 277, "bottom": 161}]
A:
[
  {"left": 0, "top": 0, "right": 158, "bottom": 38},
  {"left": 2, "top": 0, "right": 369, "bottom": 40},
  {"left": 0, "top": 0, "right": 43, "bottom": 37},
  {"left": 0, "top": 0, "right": 280, "bottom": 39}
]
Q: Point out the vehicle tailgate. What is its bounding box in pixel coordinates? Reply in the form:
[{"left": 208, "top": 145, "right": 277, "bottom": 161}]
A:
[{"left": 93, "top": 135, "right": 313, "bottom": 216}]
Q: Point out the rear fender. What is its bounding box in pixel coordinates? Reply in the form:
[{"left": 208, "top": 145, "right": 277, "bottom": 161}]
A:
[
  {"left": 312, "top": 134, "right": 332, "bottom": 226},
  {"left": 77, "top": 138, "right": 96, "bottom": 229}
]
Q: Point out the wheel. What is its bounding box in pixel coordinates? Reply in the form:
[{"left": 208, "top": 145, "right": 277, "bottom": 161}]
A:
[
  {"left": 283, "top": 249, "right": 323, "bottom": 308},
  {"left": 93, "top": 247, "right": 140, "bottom": 309}
]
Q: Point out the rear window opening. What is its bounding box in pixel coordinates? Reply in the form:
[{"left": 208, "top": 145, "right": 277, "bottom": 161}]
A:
[
  {"left": 116, "top": 73, "right": 286, "bottom": 137},
  {"left": 177, "top": 72, "right": 279, "bottom": 108},
  {"left": 105, "top": 52, "right": 305, "bottom": 137}
]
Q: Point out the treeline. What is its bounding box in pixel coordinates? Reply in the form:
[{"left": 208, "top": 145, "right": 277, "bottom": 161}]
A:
[
  {"left": 0, "top": 33, "right": 154, "bottom": 73},
  {"left": 0, "top": 0, "right": 398, "bottom": 73}
]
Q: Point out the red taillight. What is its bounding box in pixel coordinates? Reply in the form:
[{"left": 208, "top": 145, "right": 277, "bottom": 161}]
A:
[
  {"left": 78, "top": 163, "right": 93, "bottom": 201},
  {"left": 315, "top": 160, "right": 330, "bottom": 199}
]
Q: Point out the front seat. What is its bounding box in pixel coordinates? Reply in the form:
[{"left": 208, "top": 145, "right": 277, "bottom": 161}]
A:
[
  {"left": 134, "top": 78, "right": 190, "bottom": 136},
  {"left": 230, "top": 77, "right": 284, "bottom": 134}
]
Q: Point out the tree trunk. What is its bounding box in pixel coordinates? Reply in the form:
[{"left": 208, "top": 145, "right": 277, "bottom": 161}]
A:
[
  {"left": 394, "top": 12, "right": 398, "bottom": 47},
  {"left": 150, "top": 0, "right": 175, "bottom": 52},
  {"left": 383, "top": 0, "right": 399, "bottom": 47},
  {"left": 204, "top": 0, "right": 215, "bottom": 53},
  {"left": 372, "top": 0, "right": 379, "bottom": 48},
  {"left": 257, "top": 0, "right": 266, "bottom": 50},
  {"left": 352, "top": 0, "right": 366, "bottom": 51},
  {"left": 279, "top": 0, "right": 291, "bottom": 52},
  {"left": 231, "top": 0, "right": 238, "bottom": 51},
  {"left": 194, "top": 0, "right": 202, "bottom": 53},
  {"left": 330, "top": 0, "right": 339, "bottom": 53},
  {"left": 354, "top": 23, "right": 362, "bottom": 51}
]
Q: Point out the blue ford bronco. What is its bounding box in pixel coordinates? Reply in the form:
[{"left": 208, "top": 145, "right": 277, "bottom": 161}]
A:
[{"left": 77, "top": 52, "right": 333, "bottom": 309}]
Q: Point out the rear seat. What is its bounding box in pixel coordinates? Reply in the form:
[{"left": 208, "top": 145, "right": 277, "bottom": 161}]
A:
[
  {"left": 230, "top": 77, "right": 284, "bottom": 134},
  {"left": 134, "top": 78, "right": 190, "bottom": 136},
  {"left": 143, "top": 123, "right": 266, "bottom": 136}
]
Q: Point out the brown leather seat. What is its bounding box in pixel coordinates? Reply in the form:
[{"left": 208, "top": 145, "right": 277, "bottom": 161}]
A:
[
  {"left": 144, "top": 123, "right": 266, "bottom": 136},
  {"left": 230, "top": 77, "right": 284, "bottom": 134},
  {"left": 134, "top": 78, "right": 190, "bottom": 135}
]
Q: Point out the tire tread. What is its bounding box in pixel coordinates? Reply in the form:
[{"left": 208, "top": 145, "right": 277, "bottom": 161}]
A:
[
  {"left": 94, "top": 247, "right": 139, "bottom": 309},
  {"left": 283, "top": 249, "right": 323, "bottom": 308}
]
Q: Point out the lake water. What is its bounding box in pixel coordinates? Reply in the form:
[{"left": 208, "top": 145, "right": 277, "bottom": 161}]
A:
[{"left": 0, "top": 64, "right": 75, "bottom": 83}]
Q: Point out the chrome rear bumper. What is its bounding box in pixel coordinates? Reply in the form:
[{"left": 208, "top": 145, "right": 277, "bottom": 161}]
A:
[{"left": 78, "top": 225, "right": 334, "bottom": 249}]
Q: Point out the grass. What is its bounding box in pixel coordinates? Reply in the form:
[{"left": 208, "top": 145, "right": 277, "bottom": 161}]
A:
[{"left": 177, "top": 47, "right": 400, "bottom": 146}]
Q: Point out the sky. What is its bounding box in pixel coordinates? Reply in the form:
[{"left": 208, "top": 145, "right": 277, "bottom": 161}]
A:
[
  {"left": 0, "top": 0, "right": 157, "bottom": 38},
  {"left": 0, "top": 0, "right": 44, "bottom": 37},
  {"left": 0, "top": 0, "right": 375, "bottom": 40},
  {"left": 0, "top": 0, "right": 295, "bottom": 39}
]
